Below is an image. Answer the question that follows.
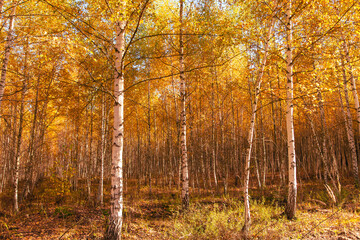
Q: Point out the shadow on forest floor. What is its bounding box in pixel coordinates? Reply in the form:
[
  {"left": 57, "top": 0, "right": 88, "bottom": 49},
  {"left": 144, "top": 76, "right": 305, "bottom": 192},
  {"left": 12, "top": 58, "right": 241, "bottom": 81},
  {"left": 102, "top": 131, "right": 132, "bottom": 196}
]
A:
[{"left": 0, "top": 178, "right": 360, "bottom": 239}]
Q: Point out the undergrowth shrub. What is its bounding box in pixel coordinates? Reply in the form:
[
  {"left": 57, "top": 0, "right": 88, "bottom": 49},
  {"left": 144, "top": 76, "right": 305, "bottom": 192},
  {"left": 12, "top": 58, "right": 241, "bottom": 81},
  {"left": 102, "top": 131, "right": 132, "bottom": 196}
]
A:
[
  {"left": 172, "top": 198, "right": 284, "bottom": 239},
  {"left": 54, "top": 206, "right": 74, "bottom": 218},
  {"left": 38, "top": 165, "right": 74, "bottom": 204}
]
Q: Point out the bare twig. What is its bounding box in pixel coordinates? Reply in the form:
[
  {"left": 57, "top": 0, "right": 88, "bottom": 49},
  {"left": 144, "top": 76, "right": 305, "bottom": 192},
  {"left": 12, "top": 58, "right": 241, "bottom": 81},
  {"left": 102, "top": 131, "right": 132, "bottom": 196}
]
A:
[
  {"left": 300, "top": 208, "right": 341, "bottom": 239},
  {"left": 58, "top": 217, "right": 84, "bottom": 240}
]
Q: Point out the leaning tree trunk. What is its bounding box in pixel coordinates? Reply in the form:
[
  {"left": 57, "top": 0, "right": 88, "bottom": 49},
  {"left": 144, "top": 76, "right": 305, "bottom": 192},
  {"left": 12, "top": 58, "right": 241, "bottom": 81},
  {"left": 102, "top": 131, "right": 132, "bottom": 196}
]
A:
[
  {"left": 285, "top": 0, "right": 297, "bottom": 220},
  {"left": 105, "top": 8, "right": 126, "bottom": 240},
  {"left": 179, "top": 0, "right": 189, "bottom": 209},
  {"left": 242, "top": 14, "right": 275, "bottom": 239}
]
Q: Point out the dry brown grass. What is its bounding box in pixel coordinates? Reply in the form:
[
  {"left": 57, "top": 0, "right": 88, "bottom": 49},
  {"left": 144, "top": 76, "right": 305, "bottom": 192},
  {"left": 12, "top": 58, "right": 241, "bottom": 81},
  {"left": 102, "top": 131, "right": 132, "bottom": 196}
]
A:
[{"left": 0, "top": 178, "right": 360, "bottom": 239}]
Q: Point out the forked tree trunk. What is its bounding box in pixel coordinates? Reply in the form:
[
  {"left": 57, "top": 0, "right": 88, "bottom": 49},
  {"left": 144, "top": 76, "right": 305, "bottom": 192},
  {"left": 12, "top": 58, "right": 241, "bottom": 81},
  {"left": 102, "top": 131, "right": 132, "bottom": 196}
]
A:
[
  {"left": 179, "top": 0, "right": 189, "bottom": 209},
  {"left": 105, "top": 7, "right": 126, "bottom": 240},
  {"left": 285, "top": 0, "right": 297, "bottom": 220}
]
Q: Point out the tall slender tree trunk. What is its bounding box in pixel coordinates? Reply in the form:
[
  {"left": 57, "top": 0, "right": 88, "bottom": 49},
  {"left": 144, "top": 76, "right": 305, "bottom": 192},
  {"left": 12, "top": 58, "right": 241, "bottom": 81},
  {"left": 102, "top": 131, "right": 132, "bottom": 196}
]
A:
[
  {"left": 87, "top": 102, "right": 94, "bottom": 200},
  {"left": 98, "top": 93, "right": 106, "bottom": 205},
  {"left": 242, "top": 14, "right": 275, "bottom": 239},
  {"left": 0, "top": 4, "right": 16, "bottom": 110},
  {"left": 342, "top": 40, "right": 360, "bottom": 135},
  {"left": 337, "top": 8, "right": 360, "bottom": 143},
  {"left": 211, "top": 77, "right": 218, "bottom": 190},
  {"left": 21, "top": 40, "right": 34, "bottom": 200},
  {"left": 317, "top": 88, "right": 341, "bottom": 197},
  {"left": 14, "top": 79, "right": 26, "bottom": 212},
  {"left": 260, "top": 100, "right": 267, "bottom": 188},
  {"left": 105, "top": 7, "right": 126, "bottom": 239},
  {"left": 318, "top": 90, "right": 341, "bottom": 193},
  {"left": 179, "top": 0, "right": 189, "bottom": 209},
  {"left": 339, "top": 59, "right": 360, "bottom": 187},
  {"left": 147, "top": 76, "right": 152, "bottom": 196},
  {"left": 285, "top": 0, "right": 297, "bottom": 220}
]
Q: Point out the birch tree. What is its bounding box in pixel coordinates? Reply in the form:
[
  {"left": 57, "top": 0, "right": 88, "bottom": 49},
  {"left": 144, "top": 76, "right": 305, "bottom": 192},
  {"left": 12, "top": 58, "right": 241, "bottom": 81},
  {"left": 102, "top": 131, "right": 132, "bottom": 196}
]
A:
[
  {"left": 106, "top": 1, "right": 126, "bottom": 239},
  {"left": 242, "top": 6, "right": 276, "bottom": 238},
  {"left": 285, "top": 0, "right": 297, "bottom": 220},
  {"left": 179, "top": 0, "right": 189, "bottom": 209},
  {"left": 339, "top": 57, "right": 360, "bottom": 187}
]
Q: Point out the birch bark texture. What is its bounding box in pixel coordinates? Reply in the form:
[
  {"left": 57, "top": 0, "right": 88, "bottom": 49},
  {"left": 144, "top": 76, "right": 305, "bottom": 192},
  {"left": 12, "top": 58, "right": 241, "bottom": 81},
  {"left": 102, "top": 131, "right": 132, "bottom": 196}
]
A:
[
  {"left": 99, "top": 93, "right": 106, "bottom": 206},
  {"left": 285, "top": 0, "right": 297, "bottom": 220},
  {"left": 179, "top": 0, "right": 189, "bottom": 209},
  {"left": 340, "top": 58, "right": 360, "bottom": 187},
  {"left": 340, "top": 36, "right": 360, "bottom": 187},
  {"left": 242, "top": 13, "right": 275, "bottom": 239},
  {"left": 106, "top": 4, "right": 126, "bottom": 239}
]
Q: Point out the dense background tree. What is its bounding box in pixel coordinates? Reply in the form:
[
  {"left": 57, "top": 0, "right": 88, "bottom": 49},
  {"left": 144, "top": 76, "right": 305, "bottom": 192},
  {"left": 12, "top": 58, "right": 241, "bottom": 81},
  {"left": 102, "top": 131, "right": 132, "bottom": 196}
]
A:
[{"left": 1, "top": 0, "right": 360, "bottom": 238}]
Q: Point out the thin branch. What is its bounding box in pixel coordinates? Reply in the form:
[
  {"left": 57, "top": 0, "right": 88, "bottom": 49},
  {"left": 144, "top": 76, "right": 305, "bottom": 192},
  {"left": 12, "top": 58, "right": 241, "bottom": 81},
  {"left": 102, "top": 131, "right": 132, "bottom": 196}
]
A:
[
  {"left": 123, "top": 0, "right": 151, "bottom": 61},
  {"left": 300, "top": 208, "right": 341, "bottom": 239}
]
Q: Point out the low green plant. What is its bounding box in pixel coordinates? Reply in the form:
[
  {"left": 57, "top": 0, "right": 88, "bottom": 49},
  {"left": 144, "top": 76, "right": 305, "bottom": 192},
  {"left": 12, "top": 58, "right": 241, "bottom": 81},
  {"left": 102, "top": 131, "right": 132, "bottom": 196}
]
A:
[
  {"left": 101, "top": 209, "right": 110, "bottom": 217},
  {"left": 54, "top": 206, "right": 74, "bottom": 218}
]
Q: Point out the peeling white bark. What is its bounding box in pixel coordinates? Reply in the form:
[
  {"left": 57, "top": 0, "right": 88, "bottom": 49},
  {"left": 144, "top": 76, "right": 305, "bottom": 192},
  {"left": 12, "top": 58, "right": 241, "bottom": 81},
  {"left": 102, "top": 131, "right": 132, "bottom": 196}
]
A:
[
  {"left": 285, "top": 0, "right": 297, "bottom": 220},
  {"left": 179, "top": 0, "right": 189, "bottom": 209},
  {"left": 243, "top": 13, "right": 275, "bottom": 239},
  {"left": 106, "top": 11, "right": 126, "bottom": 240}
]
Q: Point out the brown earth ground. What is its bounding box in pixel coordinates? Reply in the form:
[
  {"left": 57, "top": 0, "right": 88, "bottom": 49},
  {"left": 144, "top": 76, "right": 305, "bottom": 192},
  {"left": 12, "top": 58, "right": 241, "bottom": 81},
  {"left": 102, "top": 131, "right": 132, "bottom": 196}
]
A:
[{"left": 0, "top": 177, "right": 360, "bottom": 239}]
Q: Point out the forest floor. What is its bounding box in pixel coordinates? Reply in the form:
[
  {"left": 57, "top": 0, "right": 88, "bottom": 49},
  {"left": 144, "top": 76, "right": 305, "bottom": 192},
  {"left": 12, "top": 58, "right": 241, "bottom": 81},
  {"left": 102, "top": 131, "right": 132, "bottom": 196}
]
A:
[{"left": 0, "top": 178, "right": 360, "bottom": 239}]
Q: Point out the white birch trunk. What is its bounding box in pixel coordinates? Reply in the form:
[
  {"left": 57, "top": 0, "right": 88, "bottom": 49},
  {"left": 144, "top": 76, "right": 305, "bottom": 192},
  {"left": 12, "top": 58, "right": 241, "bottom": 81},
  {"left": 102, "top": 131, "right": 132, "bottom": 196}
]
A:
[
  {"left": 339, "top": 59, "right": 360, "bottom": 187},
  {"left": 242, "top": 15, "right": 275, "bottom": 239},
  {"left": 337, "top": 10, "right": 360, "bottom": 147},
  {"left": 99, "top": 93, "right": 106, "bottom": 206},
  {"left": 343, "top": 43, "right": 360, "bottom": 135},
  {"left": 285, "top": 0, "right": 297, "bottom": 220},
  {"left": 342, "top": 39, "right": 360, "bottom": 185},
  {"left": 106, "top": 8, "right": 126, "bottom": 239},
  {"left": 179, "top": 0, "right": 189, "bottom": 209}
]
